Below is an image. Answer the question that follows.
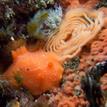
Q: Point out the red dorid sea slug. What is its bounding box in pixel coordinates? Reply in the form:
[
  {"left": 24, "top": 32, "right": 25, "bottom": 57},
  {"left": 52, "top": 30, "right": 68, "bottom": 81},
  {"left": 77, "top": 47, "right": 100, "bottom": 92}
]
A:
[{"left": 4, "top": 46, "right": 63, "bottom": 96}]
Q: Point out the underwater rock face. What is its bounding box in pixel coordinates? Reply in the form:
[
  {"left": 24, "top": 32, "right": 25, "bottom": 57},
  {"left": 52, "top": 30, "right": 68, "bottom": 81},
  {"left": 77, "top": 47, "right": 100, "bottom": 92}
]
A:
[
  {"left": 47, "top": 11, "right": 107, "bottom": 106},
  {"left": 35, "top": 0, "right": 56, "bottom": 8},
  {"left": 48, "top": 28, "right": 107, "bottom": 107},
  {"left": 60, "top": 0, "right": 100, "bottom": 9},
  {"left": 91, "top": 29, "right": 107, "bottom": 58},
  {"left": 0, "top": 0, "right": 107, "bottom": 107}
]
